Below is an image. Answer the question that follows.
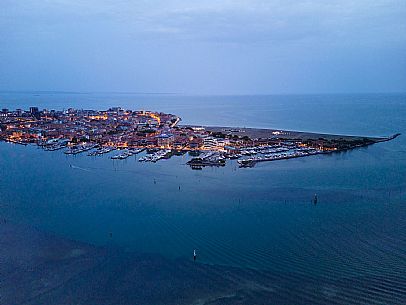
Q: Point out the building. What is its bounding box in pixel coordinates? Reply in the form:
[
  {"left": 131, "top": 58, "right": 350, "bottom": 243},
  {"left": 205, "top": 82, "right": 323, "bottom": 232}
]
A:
[
  {"left": 30, "top": 107, "right": 39, "bottom": 114},
  {"left": 156, "top": 133, "right": 174, "bottom": 148},
  {"left": 0, "top": 108, "right": 8, "bottom": 117},
  {"left": 202, "top": 136, "right": 227, "bottom": 150}
]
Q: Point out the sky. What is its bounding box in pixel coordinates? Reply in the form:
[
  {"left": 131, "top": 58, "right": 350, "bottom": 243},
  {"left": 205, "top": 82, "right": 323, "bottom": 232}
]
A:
[{"left": 0, "top": 0, "right": 405, "bottom": 94}]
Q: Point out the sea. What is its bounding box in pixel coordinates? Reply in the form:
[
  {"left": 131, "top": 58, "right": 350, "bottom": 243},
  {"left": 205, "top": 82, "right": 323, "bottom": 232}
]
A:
[{"left": 0, "top": 92, "right": 405, "bottom": 303}]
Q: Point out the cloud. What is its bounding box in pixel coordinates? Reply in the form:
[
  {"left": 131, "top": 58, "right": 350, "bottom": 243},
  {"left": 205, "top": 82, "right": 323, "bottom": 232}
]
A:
[
  {"left": 0, "top": 0, "right": 405, "bottom": 93},
  {"left": 2, "top": 0, "right": 405, "bottom": 45}
]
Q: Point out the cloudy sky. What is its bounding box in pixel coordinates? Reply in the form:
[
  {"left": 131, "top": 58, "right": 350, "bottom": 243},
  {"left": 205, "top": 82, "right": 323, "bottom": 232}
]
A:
[{"left": 1, "top": 0, "right": 405, "bottom": 94}]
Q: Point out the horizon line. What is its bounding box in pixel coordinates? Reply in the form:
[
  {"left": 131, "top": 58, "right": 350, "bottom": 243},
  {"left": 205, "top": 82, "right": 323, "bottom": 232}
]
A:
[{"left": 0, "top": 90, "right": 405, "bottom": 96}]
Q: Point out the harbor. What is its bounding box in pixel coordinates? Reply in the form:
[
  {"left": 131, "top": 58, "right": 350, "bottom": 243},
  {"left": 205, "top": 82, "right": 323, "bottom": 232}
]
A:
[
  {"left": 0, "top": 107, "right": 399, "bottom": 169},
  {"left": 0, "top": 95, "right": 405, "bottom": 305}
]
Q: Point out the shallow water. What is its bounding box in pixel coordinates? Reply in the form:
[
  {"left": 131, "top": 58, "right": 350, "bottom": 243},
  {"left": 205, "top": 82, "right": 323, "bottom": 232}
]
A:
[{"left": 1, "top": 92, "right": 405, "bottom": 302}]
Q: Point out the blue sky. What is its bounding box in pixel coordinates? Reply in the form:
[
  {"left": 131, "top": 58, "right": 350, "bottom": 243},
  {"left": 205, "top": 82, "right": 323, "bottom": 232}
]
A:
[{"left": 1, "top": 0, "right": 405, "bottom": 94}]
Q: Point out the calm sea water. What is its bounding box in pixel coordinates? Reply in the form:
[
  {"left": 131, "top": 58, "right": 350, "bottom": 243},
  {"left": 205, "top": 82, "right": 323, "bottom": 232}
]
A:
[{"left": 1, "top": 92, "right": 405, "bottom": 302}]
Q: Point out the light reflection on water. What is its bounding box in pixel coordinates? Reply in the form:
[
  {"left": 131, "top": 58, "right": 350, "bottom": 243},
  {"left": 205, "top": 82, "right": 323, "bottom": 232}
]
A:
[{"left": 0, "top": 93, "right": 405, "bottom": 302}]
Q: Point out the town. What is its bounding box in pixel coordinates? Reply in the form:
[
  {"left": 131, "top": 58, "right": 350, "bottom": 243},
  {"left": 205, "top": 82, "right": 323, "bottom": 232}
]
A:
[{"left": 0, "top": 107, "right": 397, "bottom": 169}]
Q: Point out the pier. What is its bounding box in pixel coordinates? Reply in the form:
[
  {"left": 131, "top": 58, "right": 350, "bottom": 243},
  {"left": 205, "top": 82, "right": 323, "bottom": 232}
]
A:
[{"left": 0, "top": 107, "right": 399, "bottom": 170}]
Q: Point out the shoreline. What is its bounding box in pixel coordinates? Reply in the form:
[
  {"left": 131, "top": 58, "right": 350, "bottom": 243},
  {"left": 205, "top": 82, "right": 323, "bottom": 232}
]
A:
[
  {"left": 185, "top": 125, "right": 400, "bottom": 142},
  {"left": 1, "top": 126, "right": 400, "bottom": 169},
  {"left": 1, "top": 107, "right": 400, "bottom": 169},
  {"left": 183, "top": 125, "right": 400, "bottom": 168}
]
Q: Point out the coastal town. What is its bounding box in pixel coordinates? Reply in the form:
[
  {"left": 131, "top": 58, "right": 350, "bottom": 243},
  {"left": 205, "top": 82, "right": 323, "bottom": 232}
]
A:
[{"left": 0, "top": 107, "right": 398, "bottom": 169}]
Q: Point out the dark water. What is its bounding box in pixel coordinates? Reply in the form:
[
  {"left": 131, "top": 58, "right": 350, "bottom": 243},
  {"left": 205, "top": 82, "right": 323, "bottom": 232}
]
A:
[{"left": 1, "top": 92, "right": 405, "bottom": 303}]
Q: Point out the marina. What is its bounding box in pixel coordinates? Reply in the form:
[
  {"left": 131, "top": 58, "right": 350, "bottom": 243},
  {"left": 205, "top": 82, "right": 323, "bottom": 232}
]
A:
[
  {"left": 110, "top": 148, "right": 144, "bottom": 160},
  {"left": 64, "top": 143, "right": 99, "bottom": 155},
  {"left": 138, "top": 149, "right": 172, "bottom": 162},
  {"left": 237, "top": 146, "right": 321, "bottom": 167},
  {"left": 1, "top": 0, "right": 405, "bottom": 302},
  {"left": 88, "top": 147, "right": 116, "bottom": 156},
  {"left": 0, "top": 107, "right": 399, "bottom": 169},
  {"left": 0, "top": 93, "right": 405, "bottom": 305}
]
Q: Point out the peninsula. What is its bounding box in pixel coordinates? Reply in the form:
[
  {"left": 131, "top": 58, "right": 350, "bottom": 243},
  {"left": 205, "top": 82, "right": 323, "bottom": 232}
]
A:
[{"left": 0, "top": 107, "right": 399, "bottom": 168}]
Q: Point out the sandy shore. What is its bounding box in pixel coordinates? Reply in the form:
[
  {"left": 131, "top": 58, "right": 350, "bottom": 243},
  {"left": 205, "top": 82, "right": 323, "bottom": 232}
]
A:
[{"left": 186, "top": 125, "right": 398, "bottom": 142}]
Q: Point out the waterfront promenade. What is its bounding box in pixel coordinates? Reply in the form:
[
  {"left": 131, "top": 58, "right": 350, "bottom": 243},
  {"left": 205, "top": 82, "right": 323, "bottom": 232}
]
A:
[{"left": 0, "top": 107, "right": 398, "bottom": 169}]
